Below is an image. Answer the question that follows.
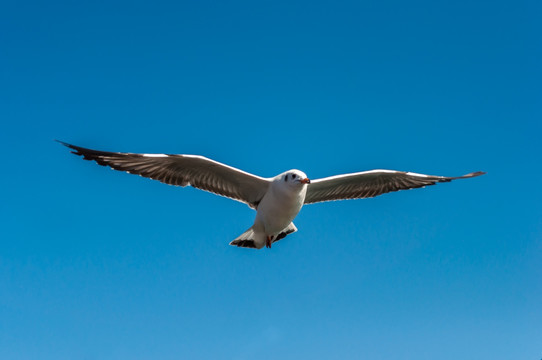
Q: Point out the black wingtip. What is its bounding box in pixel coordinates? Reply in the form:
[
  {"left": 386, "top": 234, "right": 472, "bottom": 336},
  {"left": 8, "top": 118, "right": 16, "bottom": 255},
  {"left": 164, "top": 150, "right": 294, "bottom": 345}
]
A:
[
  {"left": 56, "top": 140, "right": 76, "bottom": 153},
  {"left": 56, "top": 140, "right": 76, "bottom": 150},
  {"left": 56, "top": 140, "right": 90, "bottom": 158}
]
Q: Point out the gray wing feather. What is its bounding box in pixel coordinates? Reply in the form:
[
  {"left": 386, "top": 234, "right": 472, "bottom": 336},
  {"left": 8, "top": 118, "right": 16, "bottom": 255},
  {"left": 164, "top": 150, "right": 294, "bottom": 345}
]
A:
[
  {"left": 304, "top": 169, "right": 485, "bottom": 204},
  {"left": 59, "top": 141, "right": 270, "bottom": 208}
]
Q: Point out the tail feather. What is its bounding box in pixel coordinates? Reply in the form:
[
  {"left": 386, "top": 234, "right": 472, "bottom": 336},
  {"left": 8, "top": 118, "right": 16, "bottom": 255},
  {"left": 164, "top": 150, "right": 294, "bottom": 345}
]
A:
[
  {"left": 231, "top": 239, "right": 257, "bottom": 248},
  {"left": 230, "top": 227, "right": 261, "bottom": 249},
  {"left": 229, "top": 223, "right": 298, "bottom": 249},
  {"left": 272, "top": 223, "right": 297, "bottom": 244}
]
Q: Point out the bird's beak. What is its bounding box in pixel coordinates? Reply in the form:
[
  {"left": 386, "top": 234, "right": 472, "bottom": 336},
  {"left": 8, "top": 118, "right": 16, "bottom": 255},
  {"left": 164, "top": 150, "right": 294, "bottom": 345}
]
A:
[{"left": 301, "top": 178, "right": 311, "bottom": 184}]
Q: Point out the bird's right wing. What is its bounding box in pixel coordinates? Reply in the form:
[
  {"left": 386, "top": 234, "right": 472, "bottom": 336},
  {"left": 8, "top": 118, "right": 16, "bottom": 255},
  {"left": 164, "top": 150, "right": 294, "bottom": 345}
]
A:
[
  {"left": 59, "top": 141, "right": 271, "bottom": 209},
  {"left": 305, "top": 169, "right": 485, "bottom": 204}
]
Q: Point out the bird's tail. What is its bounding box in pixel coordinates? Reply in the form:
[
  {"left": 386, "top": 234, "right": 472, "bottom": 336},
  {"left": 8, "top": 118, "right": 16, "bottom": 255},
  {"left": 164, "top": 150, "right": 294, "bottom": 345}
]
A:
[
  {"left": 272, "top": 222, "right": 297, "bottom": 245},
  {"left": 229, "top": 223, "right": 298, "bottom": 249},
  {"left": 230, "top": 227, "right": 261, "bottom": 249}
]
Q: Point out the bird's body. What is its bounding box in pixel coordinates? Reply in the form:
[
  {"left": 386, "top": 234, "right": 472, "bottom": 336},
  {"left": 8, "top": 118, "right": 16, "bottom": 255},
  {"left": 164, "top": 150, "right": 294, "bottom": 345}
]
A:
[
  {"left": 257, "top": 171, "right": 308, "bottom": 234},
  {"left": 59, "top": 141, "right": 485, "bottom": 250},
  {"left": 239, "top": 170, "right": 309, "bottom": 248}
]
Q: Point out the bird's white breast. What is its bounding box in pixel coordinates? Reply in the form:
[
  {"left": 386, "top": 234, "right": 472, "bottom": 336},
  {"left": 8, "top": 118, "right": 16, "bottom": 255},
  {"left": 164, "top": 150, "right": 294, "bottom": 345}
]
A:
[{"left": 255, "top": 181, "right": 307, "bottom": 235}]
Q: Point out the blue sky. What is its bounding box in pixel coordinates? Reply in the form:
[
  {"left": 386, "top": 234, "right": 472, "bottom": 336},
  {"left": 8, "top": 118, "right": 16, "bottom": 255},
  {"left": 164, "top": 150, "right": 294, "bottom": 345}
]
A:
[{"left": 1, "top": 0, "right": 541, "bottom": 359}]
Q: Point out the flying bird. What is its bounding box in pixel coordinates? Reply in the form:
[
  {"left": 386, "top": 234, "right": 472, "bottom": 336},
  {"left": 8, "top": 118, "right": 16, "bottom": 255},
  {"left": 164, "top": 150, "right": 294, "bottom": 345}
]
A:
[{"left": 59, "top": 141, "right": 485, "bottom": 249}]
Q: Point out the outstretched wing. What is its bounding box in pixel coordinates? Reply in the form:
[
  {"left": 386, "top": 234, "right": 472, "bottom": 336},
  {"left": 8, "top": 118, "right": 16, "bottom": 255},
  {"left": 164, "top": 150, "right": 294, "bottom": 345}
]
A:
[
  {"left": 304, "top": 169, "right": 485, "bottom": 204},
  {"left": 59, "top": 141, "right": 270, "bottom": 209}
]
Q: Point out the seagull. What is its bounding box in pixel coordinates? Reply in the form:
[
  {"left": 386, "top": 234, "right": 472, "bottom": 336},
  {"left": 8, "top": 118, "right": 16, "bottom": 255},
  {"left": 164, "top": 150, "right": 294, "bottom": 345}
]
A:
[{"left": 58, "top": 141, "right": 485, "bottom": 249}]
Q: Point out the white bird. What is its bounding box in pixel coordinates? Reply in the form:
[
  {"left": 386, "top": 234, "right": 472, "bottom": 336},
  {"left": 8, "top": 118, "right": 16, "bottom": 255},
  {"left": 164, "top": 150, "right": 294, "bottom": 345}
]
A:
[{"left": 59, "top": 141, "right": 485, "bottom": 249}]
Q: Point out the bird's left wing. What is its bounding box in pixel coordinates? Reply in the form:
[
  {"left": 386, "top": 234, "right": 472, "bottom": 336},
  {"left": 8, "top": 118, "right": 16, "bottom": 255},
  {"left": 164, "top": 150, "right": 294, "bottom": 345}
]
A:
[
  {"left": 304, "top": 169, "right": 485, "bottom": 204},
  {"left": 59, "top": 141, "right": 271, "bottom": 209}
]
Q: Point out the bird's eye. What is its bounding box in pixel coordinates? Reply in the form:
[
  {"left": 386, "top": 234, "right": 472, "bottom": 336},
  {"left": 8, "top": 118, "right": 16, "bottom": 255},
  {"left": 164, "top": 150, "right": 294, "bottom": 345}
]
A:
[{"left": 292, "top": 174, "right": 296, "bottom": 178}]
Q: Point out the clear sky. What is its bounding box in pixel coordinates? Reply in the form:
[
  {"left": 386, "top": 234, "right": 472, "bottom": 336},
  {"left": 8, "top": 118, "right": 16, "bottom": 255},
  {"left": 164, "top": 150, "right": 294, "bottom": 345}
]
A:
[{"left": 1, "top": 1, "right": 541, "bottom": 359}]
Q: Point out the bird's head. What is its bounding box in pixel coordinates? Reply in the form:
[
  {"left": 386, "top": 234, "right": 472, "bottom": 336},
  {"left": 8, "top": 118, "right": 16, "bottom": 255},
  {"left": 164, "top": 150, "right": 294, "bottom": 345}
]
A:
[{"left": 280, "top": 170, "right": 311, "bottom": 186}]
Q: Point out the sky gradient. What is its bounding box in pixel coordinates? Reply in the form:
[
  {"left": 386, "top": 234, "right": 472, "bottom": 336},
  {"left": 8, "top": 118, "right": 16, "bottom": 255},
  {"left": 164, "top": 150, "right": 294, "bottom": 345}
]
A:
[{"left": 1, "top": 1, "right": 541, "bottom": 359}]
